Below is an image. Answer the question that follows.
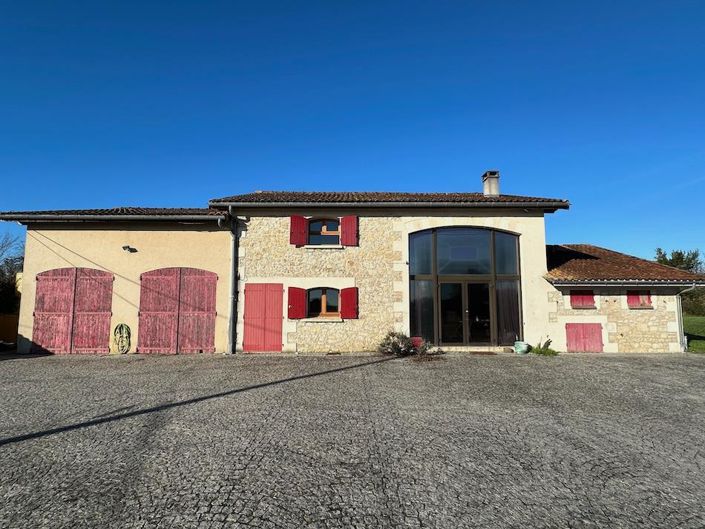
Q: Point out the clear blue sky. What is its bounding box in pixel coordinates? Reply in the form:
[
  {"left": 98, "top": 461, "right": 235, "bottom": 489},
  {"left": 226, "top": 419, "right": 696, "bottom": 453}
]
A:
[{"left": 1, "top": 1, "right": 704, "bottom": 259}]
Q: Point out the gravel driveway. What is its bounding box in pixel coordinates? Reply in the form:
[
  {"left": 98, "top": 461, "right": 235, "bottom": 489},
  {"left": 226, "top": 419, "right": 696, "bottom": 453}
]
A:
[{"left": 1, "top": 353, "right": 704, "bottom": 529}]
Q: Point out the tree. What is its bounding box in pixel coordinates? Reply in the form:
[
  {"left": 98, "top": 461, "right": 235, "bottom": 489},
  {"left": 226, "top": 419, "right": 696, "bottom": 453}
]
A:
[
  {"left": 0, "top": 233, "right": 24, "bottom": 314},
  {"left": 655, "top": 248, "right": 705, "bottom": 316},
  {"left": 655, "top": 248, "right": 703, "bottom": 273}
]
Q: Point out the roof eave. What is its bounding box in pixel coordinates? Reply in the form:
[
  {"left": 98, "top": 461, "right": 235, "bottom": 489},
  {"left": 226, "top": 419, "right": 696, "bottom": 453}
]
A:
[
  {"left": 547, "top": 278, "right": 705, "bottom": 287},
  {"left": 208, "top": 200, "right": 570, "bottom": 211},
  {"left": 0, "top": 214, "right": 227, "bottom": 223}
]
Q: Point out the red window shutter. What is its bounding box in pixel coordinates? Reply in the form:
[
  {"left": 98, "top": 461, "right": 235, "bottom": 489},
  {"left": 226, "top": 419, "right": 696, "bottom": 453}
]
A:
[
  {"left": 340, "top": 216, "right": 359, "bottom": 246},
  {"left": 340, "top": 287, "right": 358, "bottom": 319},
  {"left": 289, "top": 216, "right": 308, "bottom": 246},
  {"left": 287, "top": 287, "right": 306, "bottom": 319},
  {"left": 570, "top": 290, "right": 594, "bottom": 308},
  {"left": 644, "top": 291, "right": 652, "bottom": 307},
  {"left": 627, "top": 291, "right": 640, "bottom": 308}
]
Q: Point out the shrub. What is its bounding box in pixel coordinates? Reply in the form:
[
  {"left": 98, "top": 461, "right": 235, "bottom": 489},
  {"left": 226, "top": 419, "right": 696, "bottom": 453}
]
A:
[
  {"left": 378, "top": 331, "right": 414, "bottom": 356},
  {"left": 531, "top": 338, "right": 559, "bottom": 356}
]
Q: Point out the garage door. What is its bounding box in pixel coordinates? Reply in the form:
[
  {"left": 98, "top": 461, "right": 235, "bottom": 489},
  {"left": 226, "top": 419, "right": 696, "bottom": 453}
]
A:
[
  {"left": 32, "top": 268, "right": 113, "bottom": 354},
  {"left": 137, "top": 267, "right": 217, "bottom": 354},
  {"left": 566, "top": 323, "right": 604, "bottom": 353}
]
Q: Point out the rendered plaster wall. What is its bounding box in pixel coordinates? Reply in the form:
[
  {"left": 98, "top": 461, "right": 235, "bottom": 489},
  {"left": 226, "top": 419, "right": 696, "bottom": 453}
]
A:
[{"left": 18, "top": 224, "right": 233, "bottom": 354}]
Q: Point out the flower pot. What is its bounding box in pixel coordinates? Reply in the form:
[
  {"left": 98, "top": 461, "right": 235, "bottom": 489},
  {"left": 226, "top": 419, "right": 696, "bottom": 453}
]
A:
[{"left": 514, "top": 341, "right": 529, "bottom": 355}]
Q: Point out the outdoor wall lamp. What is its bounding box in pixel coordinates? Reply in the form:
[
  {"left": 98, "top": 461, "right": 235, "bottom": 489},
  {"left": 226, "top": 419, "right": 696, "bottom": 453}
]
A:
[{"left": 122, "top": 245, "right": 137, "bottom": 253}]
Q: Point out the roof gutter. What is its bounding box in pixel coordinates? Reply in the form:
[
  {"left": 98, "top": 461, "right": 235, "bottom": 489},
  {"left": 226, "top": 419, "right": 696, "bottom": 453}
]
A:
[
  {"left": 0, "top": 214, "right": 227, "bottom": 223},
  {"left": 548, "top": 280, "right": 705, "bottom": 287},
  {"left": 209, "top": 200, "right": 570, "bottom": 210}
]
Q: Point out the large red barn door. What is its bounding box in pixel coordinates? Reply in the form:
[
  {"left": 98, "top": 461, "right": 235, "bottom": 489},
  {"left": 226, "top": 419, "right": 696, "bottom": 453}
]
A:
[
  {"left": 178, "top": 268, "right": 217, "bottom": 353},
  {"left": 138, "top": 268, "right": 180, "bottom": 354},
  {"left": 243, "top": 283, "right": 283, "bottom": 352},
  {"left": 71, "top": 269, "right": 113, "bottom": 353},
  {"left": 32, "top": 267, "right": 113, "bottom": 354},
  {"left": 138, "top": 267, "right": 217, "bottom": 354},
  {"left": 32, "top": 268, "right": 76, "bottom": 353}
]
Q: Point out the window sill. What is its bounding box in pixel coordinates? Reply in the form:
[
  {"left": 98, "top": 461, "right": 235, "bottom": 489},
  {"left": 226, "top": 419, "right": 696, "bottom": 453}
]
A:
[
  {"left": 571, "top": 306, "right": 597, "bottom": 310},
  {"left": 301, "top": 317, "right": 344, "bottom": 323},
  {"left": 628, "top": 306, "right": 653, "bottom": 310},
  {"left": 302, "top": 244, "right": 344, "bottom": 250}
]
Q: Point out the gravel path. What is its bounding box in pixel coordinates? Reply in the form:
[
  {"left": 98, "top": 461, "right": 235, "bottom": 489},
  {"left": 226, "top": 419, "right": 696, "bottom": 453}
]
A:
[{"left": 1, "top": 353, "right": 704, "bottom": 528}]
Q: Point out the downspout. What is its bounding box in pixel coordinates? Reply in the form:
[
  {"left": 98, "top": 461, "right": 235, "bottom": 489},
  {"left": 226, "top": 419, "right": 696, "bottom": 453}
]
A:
[
  {"left": 676, "top": 283, "right": 697, "bottom": 352},
  {"left": 228, "top": 207, "right": 240, "bottom": 354}
]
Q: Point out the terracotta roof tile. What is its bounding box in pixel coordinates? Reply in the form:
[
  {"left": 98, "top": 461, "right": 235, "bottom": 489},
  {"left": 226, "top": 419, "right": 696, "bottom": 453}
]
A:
[
  {"left": 0, "top": 207, "right": 224, "bottom": 222},
  {"left": 546, "top": 244, "right": 705, "bottom": 284},
  {"left": 209, "top": 191, "right": 570, "bottom": 208}
]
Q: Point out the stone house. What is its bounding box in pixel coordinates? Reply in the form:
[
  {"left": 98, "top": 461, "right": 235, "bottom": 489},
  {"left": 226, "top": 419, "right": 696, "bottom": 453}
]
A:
[{"left": 1, "top": 171, "right": 702, "bottom": 355}]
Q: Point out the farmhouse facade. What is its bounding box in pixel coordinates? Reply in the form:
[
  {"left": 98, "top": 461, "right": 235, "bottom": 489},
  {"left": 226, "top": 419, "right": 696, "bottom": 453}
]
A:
[{"left": 2, "top": 171, "right": 702, "bottom": 354}]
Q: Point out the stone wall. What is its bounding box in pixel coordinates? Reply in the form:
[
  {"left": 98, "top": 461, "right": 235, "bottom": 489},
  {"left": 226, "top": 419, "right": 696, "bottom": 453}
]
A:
[
  {"left": 236, "top": 209, "right": 554, "bottom": 353},
  {"left": 237, "top": 215, "right": 400, "bottom": 352},
  {"left": 547, "top": 287, "right": 682, "bottom": 353}
]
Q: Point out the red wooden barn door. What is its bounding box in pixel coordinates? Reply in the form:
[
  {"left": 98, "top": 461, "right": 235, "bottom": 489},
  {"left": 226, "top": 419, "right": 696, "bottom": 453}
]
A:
[
  {"left": 71, "top": 269, "right": 113, "bottom": 353},
  {"left": 138, "top": 267, "right": 217, "bottom": 354},
  {"left": 32, "top": 268, "right": 76, "bottom": 353},
  {"left": 243, "top": 283, "right": 283, "bottom": 352},
  {"left": 178, "top": 268, "right": 217, "bottom": 353},
  {"left": 138, "top": 268, "right": 180, "bottom": 354},
  {"left": 32, "top": 267, "right": 113, "bottom": 354},
  {"left": 566, "top": 323, "right": 604, "bottom": 353}
]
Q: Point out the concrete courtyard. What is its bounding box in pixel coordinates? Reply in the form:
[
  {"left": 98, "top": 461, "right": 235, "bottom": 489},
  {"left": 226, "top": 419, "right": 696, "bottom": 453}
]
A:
[{"left": 1, "top": 353, "right": 704, "bottom": 529}]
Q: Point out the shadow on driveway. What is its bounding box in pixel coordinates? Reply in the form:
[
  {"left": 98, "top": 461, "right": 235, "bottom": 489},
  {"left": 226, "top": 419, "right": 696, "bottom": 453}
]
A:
[{"left": 0, "top": 356, "right": 395, "bottom": 447}]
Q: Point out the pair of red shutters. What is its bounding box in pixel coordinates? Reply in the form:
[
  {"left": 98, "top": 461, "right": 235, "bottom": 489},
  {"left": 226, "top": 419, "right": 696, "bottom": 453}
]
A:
[
  {"left": 286, "top": 286, "right": 358, "bottom": 319},
  {"left": 289, "top": 215, "right": 358, "bottom": 246}
]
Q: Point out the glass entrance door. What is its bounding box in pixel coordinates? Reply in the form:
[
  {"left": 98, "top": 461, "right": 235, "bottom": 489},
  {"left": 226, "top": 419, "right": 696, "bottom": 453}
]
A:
[
  {"left": 439, "top": 281, "right": 492, "bottom": 345},
  {"left": 467, "top": 283, "right": 491, "bottom": 344}
]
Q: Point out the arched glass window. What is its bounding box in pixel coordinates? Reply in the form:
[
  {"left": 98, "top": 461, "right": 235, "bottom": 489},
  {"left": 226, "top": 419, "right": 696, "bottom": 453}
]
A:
[
  {"left": 409, "top": 227, "right": 521, "bottom": 346},
  {"left": 307, "top": 287, "right": 340, "bottom": 317}
]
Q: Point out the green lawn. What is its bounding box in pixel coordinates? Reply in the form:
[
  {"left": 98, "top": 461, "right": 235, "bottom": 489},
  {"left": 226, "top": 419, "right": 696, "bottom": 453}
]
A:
[{"left": 684, "top": 315, "right": 705, "bottom": 353}]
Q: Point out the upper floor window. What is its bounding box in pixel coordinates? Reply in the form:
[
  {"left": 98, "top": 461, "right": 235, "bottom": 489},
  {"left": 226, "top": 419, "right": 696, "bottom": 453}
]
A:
[
  {"left": 308, "top": 219, "right": 340, "bottom": 245},
  {"left": 627, "top": 290, "right": 652, "bottom": 309},
  {"left": 570, "top": 290, "right": 595, "bottom": 309},
  {"left": 307, "top": 287, "right": 340, "bottom": 317},
  {"left": 290, "top": 216, "right": 358, "bottom": 247}
]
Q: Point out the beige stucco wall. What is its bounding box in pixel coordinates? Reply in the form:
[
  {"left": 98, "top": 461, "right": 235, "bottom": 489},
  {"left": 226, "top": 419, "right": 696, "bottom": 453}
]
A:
[
  {"left": 546, "top": 287, "right": 682, "bottom": 353},
  {"left": 236, "top": 208, "right": 555, "bottom": 353},
  {"left": 18, "top": 224, "right": 233, "bottom": 354}
]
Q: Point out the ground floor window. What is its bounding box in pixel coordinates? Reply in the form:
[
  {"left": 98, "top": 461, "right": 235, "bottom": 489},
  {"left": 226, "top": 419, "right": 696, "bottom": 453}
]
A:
[{"left": 307, "top": 287, "right": 340, "bottom": 317}]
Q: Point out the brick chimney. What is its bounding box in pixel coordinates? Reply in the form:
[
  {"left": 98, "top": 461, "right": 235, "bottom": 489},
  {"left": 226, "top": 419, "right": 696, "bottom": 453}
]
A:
[{"left": 482, "top": 170, "right": 500, "bottom": 196}]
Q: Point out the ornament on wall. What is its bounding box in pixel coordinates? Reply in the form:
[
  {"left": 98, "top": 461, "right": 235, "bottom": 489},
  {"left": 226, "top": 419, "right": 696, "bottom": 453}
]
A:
[{"left": 113, "top": 323, "right": 131, "bottom": 354}]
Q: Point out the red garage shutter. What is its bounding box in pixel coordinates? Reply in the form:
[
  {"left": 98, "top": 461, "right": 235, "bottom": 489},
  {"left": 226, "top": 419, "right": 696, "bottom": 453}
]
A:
[
  {"left": 32, "top": 268, "right": 76, "bottom": 353},
  {"left": 71, "top": 269, "right": 113, "bottom": 353},
  {"left": 178, "top": 268, "right": 217, "bottom": 353},
  {"left": 32, "top": 267, "right": 113, "bottom": 354},
  {"left": 340, "top": 216, "right": 359, "bottom": 246},
  {"left": 244, "top": 283, "right": 283, "bottom": 352},
  {"left": 340, "top": 287, "right": 359, "bottom": 319},
  {"left": 566, "top": 323, "right": 603, "bottom": 352},
  {"left": 290, "top": 216, "right": 308, "bottom": 246},
  {"left": 138, "top": 267, "right": 217, "bottom": 354}
]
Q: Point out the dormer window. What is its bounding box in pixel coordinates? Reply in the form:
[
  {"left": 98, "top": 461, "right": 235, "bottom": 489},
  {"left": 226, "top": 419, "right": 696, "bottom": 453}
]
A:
[{"left": 308, "top": 219, "right": 340, "bottom": 245}]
